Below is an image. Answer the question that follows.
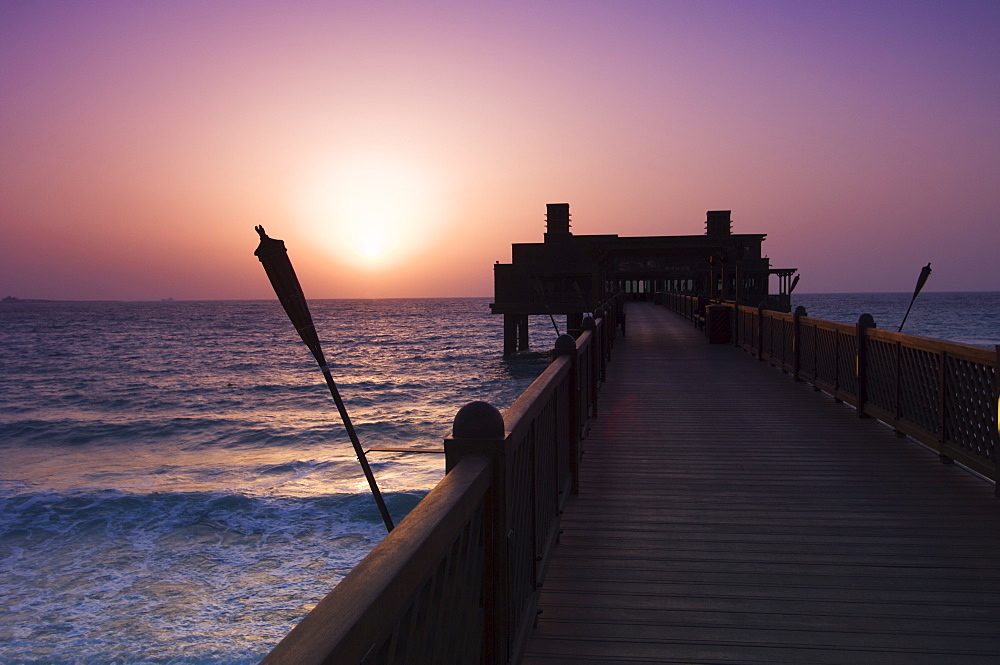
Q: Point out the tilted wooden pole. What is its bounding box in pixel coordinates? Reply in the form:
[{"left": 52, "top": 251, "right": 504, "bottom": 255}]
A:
[{"left": 253, "top": 225, "right": 394, "bottom": 532}]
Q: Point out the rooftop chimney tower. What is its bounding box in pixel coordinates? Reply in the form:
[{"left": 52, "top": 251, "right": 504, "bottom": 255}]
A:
[
  {"left": 544, "top": 203, "right": 571, "bottom": 243},
  {"left": 706, "top": 210, "right": 732, "bottom": 238}
]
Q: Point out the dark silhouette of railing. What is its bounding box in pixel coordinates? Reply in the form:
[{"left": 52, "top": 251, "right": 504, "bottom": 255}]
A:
[
  {"left": 260, "top": 312, "right": 613, "bottom": 665},
  {"left": 662, "top": 292, "right": 999, "bottom": 493}
]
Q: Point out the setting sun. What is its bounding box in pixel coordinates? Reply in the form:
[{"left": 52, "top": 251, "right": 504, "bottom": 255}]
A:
[{"left": 295, "top": 152, "right": 447, "bottom": 269}]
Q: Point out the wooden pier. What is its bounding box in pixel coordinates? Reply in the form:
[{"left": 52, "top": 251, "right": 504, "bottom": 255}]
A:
[
  {"left": 261, "top": 299, "right": 998, "bottom": 665},
  {"left": 523, "top": 302, "right": 1000, "bottom": 664}
]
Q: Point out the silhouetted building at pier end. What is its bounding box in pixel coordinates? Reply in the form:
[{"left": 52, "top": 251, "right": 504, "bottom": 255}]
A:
[{"left": 491, "top": 203, "right": 797, "bottom": 354}]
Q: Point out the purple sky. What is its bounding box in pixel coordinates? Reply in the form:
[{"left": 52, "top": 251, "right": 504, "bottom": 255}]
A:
[{"left": 2, "top": 1, "right": 998, "bottom": 299}]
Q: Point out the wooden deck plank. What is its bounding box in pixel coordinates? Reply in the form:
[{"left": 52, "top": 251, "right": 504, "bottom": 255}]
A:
[{"left": 523, "top": 302, "right": 1000, "bottom": 664}]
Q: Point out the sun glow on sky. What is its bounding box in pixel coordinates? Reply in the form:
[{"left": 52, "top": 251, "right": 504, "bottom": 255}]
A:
[
  {"left": 1, "top": 1, "right": 998, "bottom": 299},
  {"left": 296, "top": 153, "right": 448, "bottom": 270}
]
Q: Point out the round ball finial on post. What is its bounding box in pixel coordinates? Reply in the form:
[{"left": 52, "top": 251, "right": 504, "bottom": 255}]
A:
[
  {"left": 555, "top": 333, "right": 578, "bottom": 356},
  {"left": 794, "top": 305, "right": 808, "bottom": 317},
  {"left": 452, "top": 401, "right": 505, "bottom": 440},
  {"left": 582, "top": 315, "right": 596, "bottom": 331},
  {"left": 446, "top": 401, "right": 505, "bottom": 473}
]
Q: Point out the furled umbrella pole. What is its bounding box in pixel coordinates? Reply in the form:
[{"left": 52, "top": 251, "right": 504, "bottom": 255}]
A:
[{"left": 253, "top": 225, "right": 394, "bottom": 532}]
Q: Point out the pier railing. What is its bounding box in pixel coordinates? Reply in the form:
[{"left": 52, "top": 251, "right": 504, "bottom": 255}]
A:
[
  {"left": 663, "top": 294, "right": 999, "bottom": 491},
  {"left": 260, "top": 315, "right": 610, "bottom": 664}
]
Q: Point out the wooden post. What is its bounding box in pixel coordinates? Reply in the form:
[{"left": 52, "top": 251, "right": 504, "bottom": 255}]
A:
[
  {"left": 894, "top": 340, "right": 905, "bottom": 436},
  {"left": 517, "top": 315, "right": 529, "bottom": 352},
  {"left": 995, "top": 345, "right": 999, "bottom": 496},
  {"left": 555, "top": 333, "right": 581, "bottom": 496},
  {"left": 732, "top": 303, "right": 740, "bottom": 348},
  {"left": 793, "top": 306, "right": 806, "bottom": 381},
  {"left": 595, "top": 308, "right": 608, "bottom": 382},
  {"left": 444, "top": 401, "right": 509, "bottom": 664},
  {"left": 856, "top": 313, "right": 875, "bottom": 418},
  {"left": 583, "top": 316, "right": 600, "bottom": 418},
  {"left": 757, "top": 304, "right": 766, "bottom": 361},
  {"left": 939, "top": 349, "right": 953, "bottom": 464}
]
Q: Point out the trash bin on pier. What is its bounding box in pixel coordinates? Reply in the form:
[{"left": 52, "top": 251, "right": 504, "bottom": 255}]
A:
[{"left": 705, "top": 304, "right": 731, "bottom": 344}]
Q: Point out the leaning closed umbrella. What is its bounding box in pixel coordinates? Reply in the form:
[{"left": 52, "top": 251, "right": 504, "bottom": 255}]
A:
[{"left": 253, "top": 225, "right": 395, "bottom": 532}]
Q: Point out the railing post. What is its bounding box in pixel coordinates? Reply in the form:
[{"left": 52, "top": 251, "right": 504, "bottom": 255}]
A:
[
  {"left": 444, "top": 401, "right": 508, "bottom": 665},
  {"left": 733, "top": 304, "right": 740, "bottom": 348},
  {"left": 757, "top": 304, "right": 766, "bottom": 361},
  {"left": 995, "top": 345, "right": 999, "bottom": 496},
  {"left": 555, "top": 333, "right": 581, "bottom": 496},
  {"left": 793, "top": 306, "right": 806, "bottom": 381},
  {"left": 583, "top": 316, "right": 599, "bottom": 418},
  {"left": 939, "top": 349, "right": 953, "bottom": 465},
  {"left": 856, "top": 313, "right": 875, "bottom": 418},
  {"left": 595, "top": 308, "right": 608, "bottom": 382}
]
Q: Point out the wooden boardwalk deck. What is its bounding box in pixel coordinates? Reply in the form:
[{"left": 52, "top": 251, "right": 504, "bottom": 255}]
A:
[{"left": 523, "top": 302, "right": 1000, "bottom": 665}]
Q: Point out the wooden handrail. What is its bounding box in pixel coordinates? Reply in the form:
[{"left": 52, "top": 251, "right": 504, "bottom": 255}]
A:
[
  {"left": 259, "top": 315, "right": 611, "bottom": 664},
  {"left": 260, "top": 456, "right": 492, "bottom": 664}
]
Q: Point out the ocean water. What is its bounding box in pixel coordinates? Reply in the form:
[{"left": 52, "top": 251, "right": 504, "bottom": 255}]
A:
[
  {"left": 791, "top": 291, "right": 1000, "bottom": 348},
  {"left": 0, "top": 298, "right": 558, "bottom": 665},
  {"left": 1, "top": 293, "right": 996, "bottom": 664}
]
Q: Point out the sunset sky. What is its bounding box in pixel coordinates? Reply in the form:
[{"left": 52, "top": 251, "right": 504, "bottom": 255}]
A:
[{"left": 2, "top": 1, "right": 997, "bottom": 300}]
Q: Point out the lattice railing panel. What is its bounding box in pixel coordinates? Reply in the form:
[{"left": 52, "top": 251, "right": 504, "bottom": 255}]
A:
[
  {"left": 736, "top": 308, "right": 754, "bottom": 347},
  {"left": 945, "top": 356, "right": 997, "bottom": 463},
  {"left": 813, "top": 327, "right": 840, "bottom": 388},
  {"left": 765, "top": 316, "right": 793, "bottom": 367},
  {"left": 866, "top": 338, "right": 899, "bottom": 414},
  {"left": 761, "top": 313, "right": 774, "bottom": 356},
  {"left": 897, "top": 346, "right": 941, "bottom": 436},
  {"left": 779, "top": 317, "right": 795, "bottom": 368},
  {"left": 799, "top": 321, "right": 817, "bottom": 379},
  {"left": 836, "top": 330, "right": 858, "bottom": 398}
]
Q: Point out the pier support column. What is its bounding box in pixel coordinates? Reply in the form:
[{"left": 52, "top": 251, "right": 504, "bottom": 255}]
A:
[
  {"left": 518, "top": 315, "right": 529, "bottom": 351},
  {"left": 503, "top": 314, "right": 517, "bottom": 356},
  {"left": 504, "top": 315, "right": 530, "bottom": 354}
]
